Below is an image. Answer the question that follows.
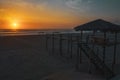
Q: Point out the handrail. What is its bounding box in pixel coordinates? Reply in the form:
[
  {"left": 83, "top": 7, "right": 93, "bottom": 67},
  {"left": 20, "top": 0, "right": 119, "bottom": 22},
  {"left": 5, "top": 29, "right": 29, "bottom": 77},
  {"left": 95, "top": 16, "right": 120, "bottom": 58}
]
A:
[{"left": 79, "top": 43, "right": 115, "bottom": 79}]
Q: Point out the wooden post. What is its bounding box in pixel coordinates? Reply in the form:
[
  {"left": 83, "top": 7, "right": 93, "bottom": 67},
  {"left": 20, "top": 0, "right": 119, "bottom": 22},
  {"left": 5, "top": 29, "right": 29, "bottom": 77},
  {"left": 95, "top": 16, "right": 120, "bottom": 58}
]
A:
[
  {"left": 39, "top": 32, "right": 41, "bottom": 45},
  {"left": 59, "top": 34, "right": 63, "bottom": 56},
  {"left": 92, "top": 31, "right": 96, "bottom": 49},
  {"left": 103, "top": 32, "right": 106, "bottom": 63},
  {"left": 46, "top": 33, "right": 48, "bottom": 50},
  {"left": 86, "top": 35, "right": 89, "bottom": 44},
  {"left": 80, "top": 31, "right": 83, "bottom": 63},
  {"left": 112, "top": 32, "right": 117, "bottom": 71},
  {"left": 67, "top": 33, "right": 70, "bottom": 55},
  {"left": 76, "top": 34, "right": 80, "bottom": 70},
  {"left": 52, "top": 33, "right": 55, "bottom": 55},
  {"left": 70, "top": 33, "right": 73, "bottom": 58}
]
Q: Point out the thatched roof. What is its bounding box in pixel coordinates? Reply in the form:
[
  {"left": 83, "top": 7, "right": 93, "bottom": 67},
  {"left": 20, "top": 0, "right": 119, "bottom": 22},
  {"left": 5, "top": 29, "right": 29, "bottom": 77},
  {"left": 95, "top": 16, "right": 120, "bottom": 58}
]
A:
[{"left": 74, "top": 19, "right": 120, "bottom": 32}]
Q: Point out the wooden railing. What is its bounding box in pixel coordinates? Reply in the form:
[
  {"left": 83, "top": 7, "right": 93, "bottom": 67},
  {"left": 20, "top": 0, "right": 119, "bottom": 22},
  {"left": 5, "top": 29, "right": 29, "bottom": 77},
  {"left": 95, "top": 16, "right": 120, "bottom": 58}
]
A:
[
  {"left": 45, "top": 33, "right": 116, "bottom": 79},
  {"left": 79, "top": 43, "right": 115, "bottom": 79}
]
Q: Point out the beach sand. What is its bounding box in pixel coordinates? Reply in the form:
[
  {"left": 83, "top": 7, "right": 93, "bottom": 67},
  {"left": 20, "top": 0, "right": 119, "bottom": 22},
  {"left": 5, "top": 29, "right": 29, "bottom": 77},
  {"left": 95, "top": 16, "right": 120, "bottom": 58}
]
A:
[
  {"left": 0, "top": 34, "right": 120, "bottom": 80},
  {"left": 0, "top": 35, "right": 73, "bottom": 80}
]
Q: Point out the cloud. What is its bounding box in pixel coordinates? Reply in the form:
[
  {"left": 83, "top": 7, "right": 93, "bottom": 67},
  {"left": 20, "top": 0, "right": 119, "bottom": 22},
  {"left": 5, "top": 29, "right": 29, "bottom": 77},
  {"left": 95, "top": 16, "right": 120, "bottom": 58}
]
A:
[
  {"left": 0, "top": 0, "right": 49, "bottom": 10},
  {"left": 65, "top": 0, "right": 93, "bottom": 12}
]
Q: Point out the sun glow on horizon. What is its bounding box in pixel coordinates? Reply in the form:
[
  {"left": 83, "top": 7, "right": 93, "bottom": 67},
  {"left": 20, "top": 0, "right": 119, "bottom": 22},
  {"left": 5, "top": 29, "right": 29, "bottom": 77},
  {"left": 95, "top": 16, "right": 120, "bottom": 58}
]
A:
[{"left": 10, "top": 21, "right": 19, "bottom": 30}]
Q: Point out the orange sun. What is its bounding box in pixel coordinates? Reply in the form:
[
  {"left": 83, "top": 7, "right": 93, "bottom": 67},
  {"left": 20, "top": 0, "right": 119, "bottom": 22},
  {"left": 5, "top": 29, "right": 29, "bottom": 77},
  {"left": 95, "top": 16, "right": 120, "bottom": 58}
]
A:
[{"left": 11, "top": 22, "right": 19, "bottom": 30}]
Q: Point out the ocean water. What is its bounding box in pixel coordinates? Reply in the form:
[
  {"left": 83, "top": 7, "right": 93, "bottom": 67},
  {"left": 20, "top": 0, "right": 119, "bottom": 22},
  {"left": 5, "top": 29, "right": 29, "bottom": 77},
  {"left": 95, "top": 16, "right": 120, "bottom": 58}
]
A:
[
  {"left": 0, "top": 29, "right": 93, "bottom": 36},
  {"left": 0, "top": 29, "right": 75, "bottom": 36}
]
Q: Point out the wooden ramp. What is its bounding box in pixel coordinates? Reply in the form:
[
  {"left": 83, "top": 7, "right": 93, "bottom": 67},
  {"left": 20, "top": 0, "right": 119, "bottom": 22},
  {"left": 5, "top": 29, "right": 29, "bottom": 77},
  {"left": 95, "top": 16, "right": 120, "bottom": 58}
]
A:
[{"left": 79, "top": 43, "right": 115, "bottom": 79}]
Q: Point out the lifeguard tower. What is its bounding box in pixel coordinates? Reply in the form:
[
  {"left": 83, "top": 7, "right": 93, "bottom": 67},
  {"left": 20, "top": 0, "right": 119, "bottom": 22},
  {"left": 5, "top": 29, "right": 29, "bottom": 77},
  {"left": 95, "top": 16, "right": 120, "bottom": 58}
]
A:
[{"left": 74, "top": 19, "right": 120, "bottom": 79}]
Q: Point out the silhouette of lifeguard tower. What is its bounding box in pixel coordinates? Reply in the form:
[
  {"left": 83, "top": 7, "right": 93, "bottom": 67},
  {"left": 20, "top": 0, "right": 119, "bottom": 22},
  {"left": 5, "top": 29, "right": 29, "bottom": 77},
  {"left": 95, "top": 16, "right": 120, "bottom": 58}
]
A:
[{"left": 74, "top": 19, "right": 120, "bottom": 79}]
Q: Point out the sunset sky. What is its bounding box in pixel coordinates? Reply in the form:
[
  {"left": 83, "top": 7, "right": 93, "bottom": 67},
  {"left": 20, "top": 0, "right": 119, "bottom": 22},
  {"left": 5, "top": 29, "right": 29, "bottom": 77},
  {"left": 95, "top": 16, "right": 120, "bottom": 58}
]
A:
[{"left": 0, "top": 0, "right": 120, "bottom": 29}]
